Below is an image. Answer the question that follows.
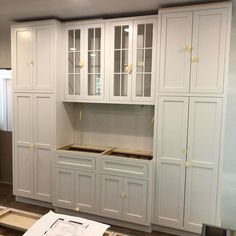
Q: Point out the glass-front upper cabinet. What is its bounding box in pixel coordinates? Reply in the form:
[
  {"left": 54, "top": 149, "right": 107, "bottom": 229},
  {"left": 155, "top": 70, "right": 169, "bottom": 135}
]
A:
[
  {"left": 110, "top": 21, "right": 133, "bottom": 102},
  {"left": 65, "top": 23, "right": 104, "bottom": 101},
  {"left": 132, "top": 19, "right": 157, "bottom": 102},
  {"left": 110, "top": 18, "right": 157, "bottom": 103}
]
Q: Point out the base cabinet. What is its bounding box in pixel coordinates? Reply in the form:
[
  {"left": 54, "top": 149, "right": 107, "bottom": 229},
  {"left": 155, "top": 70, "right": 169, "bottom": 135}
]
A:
[
  {"left": 100, "top": 174, "right": 148, "bottom": 224},
  {"left": 155, "top": 96, "right": 222, "bottom": 233},
  {"left": 54, "top": 168, "right": 75, "bottom": 209}
]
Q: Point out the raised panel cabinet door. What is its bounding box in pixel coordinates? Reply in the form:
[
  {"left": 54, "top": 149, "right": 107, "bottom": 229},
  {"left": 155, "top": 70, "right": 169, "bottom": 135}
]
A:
[
  {"left": 54, "top": 168, "right": 75, "bottom": 209},
  {"left": 100, "top": 174, "right": 123, "bottom": 219},
  {"left": 190, "top": 9, "right": 228, "bottom": 93},
  {"left": 33, "top": 94, "right": 53, "bottom": 202},
  {"left": 132, "top": 19, "right": 157, "bottom": 103},
  {"left": 13, "top": 93, "right": 34, "bottom": 197},
  {"left": 155, "top": 96, "right": 189, "bottom": 228},
  {"left": 13, "top": 28, "right": 33, "bottom": 90},
  {"left": 184, "top": 97, "right": 222, "bottom": 233},
  {"left": 84, "top": 24, "right": 105, "bottom": 100},
  {"left": 34, "top": 25, "right": 53, "bottom": 91},
  {"left": 75, "top": 171, "right": 96, "bottom": 213},
  {"left": 110, "top": 21, "right": 133, "bottom": 101},
  {"left": 159, "top": 12, "right": 192, "bottom": 92},
  {"left": 123, "top": 178, "right": 147, "bottom": 224}
]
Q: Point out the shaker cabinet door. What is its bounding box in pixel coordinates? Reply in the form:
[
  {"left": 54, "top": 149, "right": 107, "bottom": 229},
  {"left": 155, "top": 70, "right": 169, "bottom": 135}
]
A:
[
  {"left": 155, "top": 96, "right": 189, "bottom": 228},
  {"left": 13, "top": 29, "right": 33, "bottom": 90},
  {"left": 159, "top": 12, "right": 192, "bottom": 92},
  {"left": 184, "top": 97, "right": 222, "bottom": 233},
  {"left": 13, "top": 93, "right": 34, "bottom": 197},
  {"left": 100, "top": 174, "right": 123, "bottom": 219},
  {"left": 190, "top": 9, "right": 228, "bottom": 93}
]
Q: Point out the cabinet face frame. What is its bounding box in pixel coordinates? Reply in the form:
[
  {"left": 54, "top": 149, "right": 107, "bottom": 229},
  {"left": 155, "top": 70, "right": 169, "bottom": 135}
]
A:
[
  {"left": 132, "top": 18, "right": 157, "bottom": 103},
  {"left": 109, "top": 21, "right": 133, "bottom": 102}
]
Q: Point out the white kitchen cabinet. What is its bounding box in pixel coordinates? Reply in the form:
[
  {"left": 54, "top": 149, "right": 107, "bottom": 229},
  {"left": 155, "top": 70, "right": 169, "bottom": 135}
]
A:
[
  {"left": 110, "top": 18, "right": 157, "bottom": 103},
  {"left": 101, "top": 174, "right": 148, "bottom": 224},
  {"left": 155, "top": 97, "right": 189, "bottom": 228},
  {"left": 159, "top": 7, "right": 228, "bottom": 94},
  {"left": 155, "top": 96, "right": 223, "bottom": 233},
  {"left": 12, "top": 23, "right": 54, "bottom": 91},
  {"left": 100, "top": 174, "right": 123, "bottom": 219},
  {"left": 53, "top": 151, "right": 98, "bottom": 214},
  {"left": 54, "top": 168, "right": 75, "bottom": 209},
  {"left": 75, "top": 171, "right": 96, "bottom": 213},
  {"left": 13, "top": 93, "right": 53, "bottom": 202},
  {"left": 65, "top": 23, "right": 105, "bottom": 101},
  {"left": 184, "top": 97, "right": 222, "bottom": 232},
  {"left": 123, "top": 178, "right": 147, "bottom": 224}
]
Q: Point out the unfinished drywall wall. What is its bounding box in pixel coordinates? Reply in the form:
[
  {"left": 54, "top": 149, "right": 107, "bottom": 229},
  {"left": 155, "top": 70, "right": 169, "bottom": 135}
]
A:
[{"left": 221, "top": 0, "right": 236, "bottom": 229}]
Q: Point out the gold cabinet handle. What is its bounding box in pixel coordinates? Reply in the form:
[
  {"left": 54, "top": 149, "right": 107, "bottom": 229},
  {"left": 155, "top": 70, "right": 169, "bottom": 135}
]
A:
[
  {"left": 75, "top": 207, "right": 80, "bottom": 212},
  {"left": 27, "top": 59, "right": 33, "bottom": 65},
  {"left": 191, "top": 57, "right": 200, "bottom": 63},
  {"left": 79, "top": 60, "right": 84, "bottom": 68},
  {"left": 185, "top": 46, "right": 193, "bottom": 52},
  {"left": 185, "top": 162, "right": 191, "bottom": 168},
  {"left": 181, "top": 149, "right": 187, "bottom": 156},
  {"left": 125, "top": 64, "right": 132, "bottom": 74}
]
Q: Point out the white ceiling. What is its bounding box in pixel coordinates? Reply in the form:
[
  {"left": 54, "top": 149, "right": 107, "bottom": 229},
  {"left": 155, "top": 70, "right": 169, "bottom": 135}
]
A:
[{"left": 0, "top": 0, "right": 228, "bottom": 34}]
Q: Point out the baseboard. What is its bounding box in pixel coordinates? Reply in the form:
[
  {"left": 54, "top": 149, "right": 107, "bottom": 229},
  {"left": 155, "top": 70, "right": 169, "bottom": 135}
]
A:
[
  {"left": 0, "top": 181, "right": 12, "bottom": 185},
  {"left": 152, "top": 224, "right": 200, "bottom": 236},
  {"left": 55, "top": 207, "right": 152, "bottom": 233},
  {"left": 15, "top": 196, "right": 53, "bottom": 209}
]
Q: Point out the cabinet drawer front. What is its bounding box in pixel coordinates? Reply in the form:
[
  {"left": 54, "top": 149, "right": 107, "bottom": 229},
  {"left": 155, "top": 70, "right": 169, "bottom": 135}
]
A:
[
  {"left": 55, "top": 153, "right": 96, "bottom": 170},
  {"left": 101, "top": 158, "right": 148, "bottom": 177}
]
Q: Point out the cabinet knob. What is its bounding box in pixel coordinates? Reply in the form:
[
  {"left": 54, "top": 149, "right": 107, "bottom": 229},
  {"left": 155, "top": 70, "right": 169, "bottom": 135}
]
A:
[
  {"left": 125, "top": 64, "right": 132, "bottom": 74},
  {"left": 185, "top": 162, "right": 191, "bottom": 168},
  {"left": 191, "top": 57, "right": 200, "bottom": 63},
  {"left": 29, "top": 144, "right": 34, "bottom": 149},
  {"left": 79, "top": 60, "right": 84, "bottom": 68},
  {"left": 27, "top": 59, "right": 33, "bottom": 65},
  {"left": 185, "top": 46, "right": 193, "bottom": 52},
  {"left": 75, "top": 207, "right": 80, "bottom": 212},
  {"left": 181, "top": 149, "right": 187, "bottom": 156}
]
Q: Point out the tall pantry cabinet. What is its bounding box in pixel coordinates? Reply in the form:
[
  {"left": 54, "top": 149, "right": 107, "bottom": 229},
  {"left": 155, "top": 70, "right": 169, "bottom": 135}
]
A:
[
  {"left": 154, "top": 2, "right": 232, "bottom": 234},
  {"left": 11, "top": 20, "right": 62, "bottom": 202}
]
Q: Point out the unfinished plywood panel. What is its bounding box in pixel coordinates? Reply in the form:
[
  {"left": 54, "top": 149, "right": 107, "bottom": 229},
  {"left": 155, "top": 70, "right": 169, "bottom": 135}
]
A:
[{"left": 0, "top": 208, "right": 41, "bottom": 232}]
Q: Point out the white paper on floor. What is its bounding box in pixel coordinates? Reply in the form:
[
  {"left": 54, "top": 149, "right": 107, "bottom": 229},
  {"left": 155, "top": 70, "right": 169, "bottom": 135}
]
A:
[{"left": 23, "top": 211, "right": 110, "bottom": 236}]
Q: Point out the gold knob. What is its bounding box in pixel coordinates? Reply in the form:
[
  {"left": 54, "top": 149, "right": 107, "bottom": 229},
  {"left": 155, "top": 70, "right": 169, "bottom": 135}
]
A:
[
  {"left": 125, "top": 64, "right": 132, "bottom": 74},
  {"left": 75, "top": 207, "right": 80, "bottom": 212},
  {"left": 185, "top": 46, "right": 193, "bottom": 52},
  {"left": 192, "top": 57, "right": 200, "bottom": 63},
  {"left": 79, "top": 60, "right": 84, "bottom": 68}
]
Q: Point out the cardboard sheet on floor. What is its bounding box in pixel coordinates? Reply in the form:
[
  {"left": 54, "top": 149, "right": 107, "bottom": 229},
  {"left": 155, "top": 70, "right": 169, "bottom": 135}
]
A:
[{"left": 23, "top": 210, "right": 110, "bottom": 236}]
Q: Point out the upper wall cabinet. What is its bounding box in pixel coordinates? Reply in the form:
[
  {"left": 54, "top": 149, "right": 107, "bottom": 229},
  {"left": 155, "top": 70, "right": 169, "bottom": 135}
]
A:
[
  {"left": 159, "top": 7, "right": 228, "bottom": 93},
  {"left": 12, "top": 23, "right": 55, "bottom": 92},
  {"left": 110, "top": 18, "right": 157, "bottom": 103},
  {"left": 65, "top": 23, "right": 105, "bottom": 101}
]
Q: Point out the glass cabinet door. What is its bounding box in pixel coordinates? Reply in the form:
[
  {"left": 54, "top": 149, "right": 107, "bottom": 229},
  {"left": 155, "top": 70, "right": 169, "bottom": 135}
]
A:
[
  {"left": 111, "top": 22, "right": 133, "bottom": 101},
  {"left": 67, "top": 28, "right": 81, "bottom": 97},
  {"left": 133, "top": 19, "right": 157, "bottom": 102},
  {"left": 85, "top": 24, "right": 104, "bottom": 99}
]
